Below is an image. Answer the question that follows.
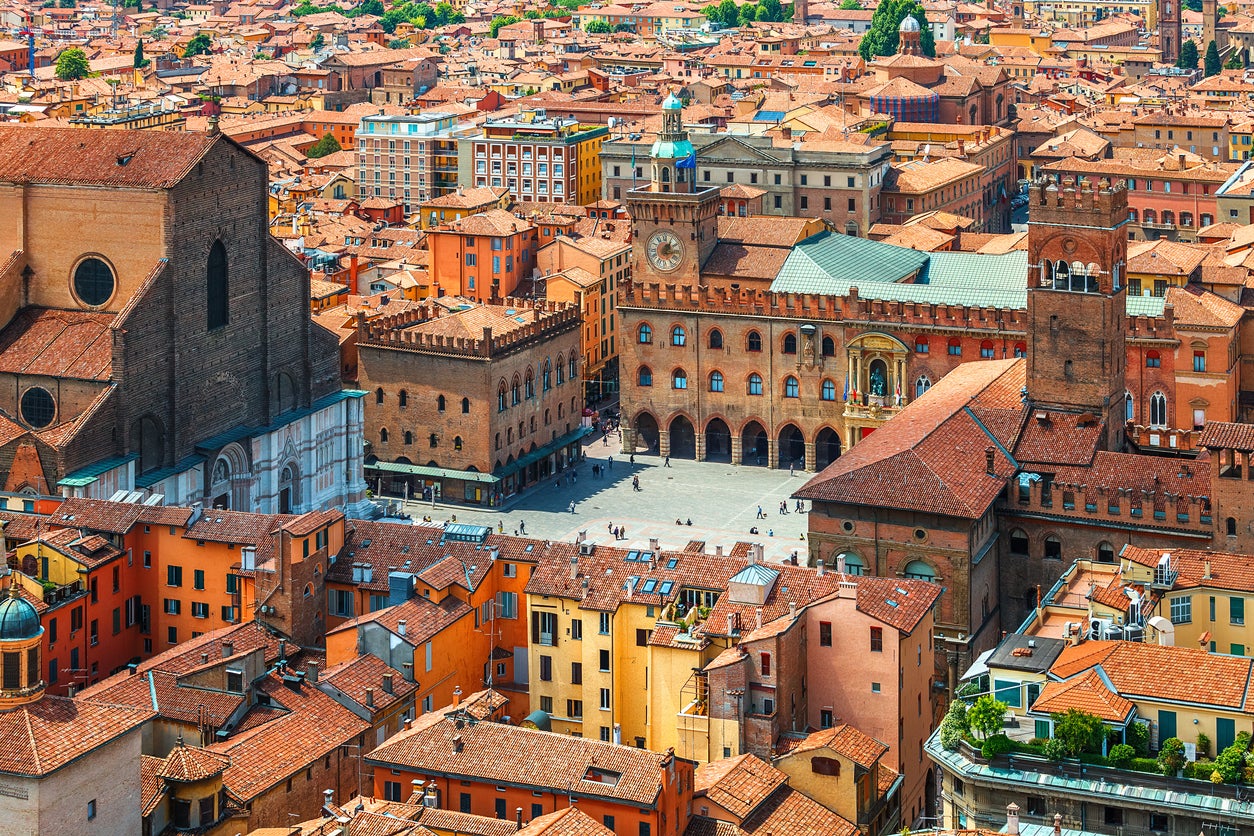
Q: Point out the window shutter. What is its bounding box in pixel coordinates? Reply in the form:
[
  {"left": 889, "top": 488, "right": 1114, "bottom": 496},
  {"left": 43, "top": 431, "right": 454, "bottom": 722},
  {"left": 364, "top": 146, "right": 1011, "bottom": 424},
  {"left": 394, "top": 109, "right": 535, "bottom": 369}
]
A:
[{"left": 531, "top": 611, "right": 540, "bottom": 644}]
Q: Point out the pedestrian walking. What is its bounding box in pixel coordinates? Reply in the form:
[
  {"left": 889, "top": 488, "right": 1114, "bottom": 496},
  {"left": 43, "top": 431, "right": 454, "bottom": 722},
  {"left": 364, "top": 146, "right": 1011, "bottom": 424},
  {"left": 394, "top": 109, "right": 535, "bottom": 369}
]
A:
[
  {"left": 632, "top": 475, "right": 640, "bottom": 492},
  {"left": 629, "top": 453, "right": 635, "bottom": 464},
  {"left": 568, "top": 500, "right": 576, "bottom": 513},
  {"left": 603, "top": 434, "right": 609, "bottom": 446},
  {"left": 779, "top": 501, "right": 786, "bottom": 515},
  {"left": 621, "top": 525, "right": 627, "bottom": 539},
  {"left": 498, "top": 520, "right": 504, "bottom": 534},
  {"left": 756, "top": 505, "right": 764, "bottom": 519},
  {"left": 572, "top": 472, "right": 577, "bottom": 484},
  {"left": 519, "top": 520, "right": 526, "bottom": 535},
  {"left": 664, "top": 456, "right": 671, "bottom": 467},
  {"left": 608, "top": 457, "right": 614, "bottom": 470},
  {"left": 789, "top": 462, "right": 795, "bottom": 477}
]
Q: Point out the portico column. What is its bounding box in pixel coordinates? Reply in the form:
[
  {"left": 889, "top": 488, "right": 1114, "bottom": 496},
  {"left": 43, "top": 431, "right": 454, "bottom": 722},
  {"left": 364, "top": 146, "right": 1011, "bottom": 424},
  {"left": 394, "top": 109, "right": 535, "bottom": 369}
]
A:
[
  {"left": 804, "top": 441, "right": 816, "bottom": 472},
  {"left": 621, "top": 427, "right": 636, "bottom": 456},
  {"left": 767, "top": 439, "right": 779, "bottom": 469},
  {"left": 731, "top": 435, "right": 743, "bottom": 466},
  {"left": 696, "top": 432, "right": 707, "bottom": 462},
  {"left": 659, "top": 430, "right": 671, "bottom": 458}
]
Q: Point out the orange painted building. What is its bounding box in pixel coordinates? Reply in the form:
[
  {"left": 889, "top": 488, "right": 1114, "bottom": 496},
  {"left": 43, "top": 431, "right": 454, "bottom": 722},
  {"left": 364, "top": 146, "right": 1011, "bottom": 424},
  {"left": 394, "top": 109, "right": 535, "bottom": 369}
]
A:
[{"left": 427, "top": 209, "right": 538, "bottom": 301}]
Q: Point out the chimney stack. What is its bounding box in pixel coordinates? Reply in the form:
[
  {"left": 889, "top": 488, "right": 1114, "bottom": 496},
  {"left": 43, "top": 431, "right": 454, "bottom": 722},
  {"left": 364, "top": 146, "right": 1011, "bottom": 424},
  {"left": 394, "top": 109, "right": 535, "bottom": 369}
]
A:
[
  {"left": 985, "top": 447, "right": 996, "bottom": 474},
  {"left": 570, "top": 556, "right": 579, "bottom": 580},
  {"left": 755, "top": 608, "right": 763, "bottom": 631},
  {"left": 278, "top": 638, "right": 287, "bottom": 661},
  {"left": 365, "top": 687, "right": 375, "bottom": 708},
  {"left": 789, "top": 602, "right": 797, "bottom": 621},
  {"left": 727, "top": 613, "right": 736, "bottom": 635},
  {"left": 1204, "top": 561, "right": 1212, "bottom": 579},
  {"left": 453, "top": 685, "right": 462, "bottom": 706},
  {"left": 836, "top": 553, "right": 846, "bottom": 573},
  {"left": 516, "top": 807, "right": 524, "bottom": 827},
  {"left": 1053, "top": 813, "right": 1063, "bottom": 836},
  {"left": 816, "top": 559, "right": 825, "bottom": 576},
  {"left": 222, "top": 640, "right": 234, "bottom": 658},
  {"left": 306, "top": 661, "right": 318, "bottom": 683},
  {"left": 324, "top": 788, "right": 334, "bottom": 809},
  {"left": 397, "top": 619, "right": 407, "bottom": 637},
  {"left": 1006, "top": 803, "right": 1020, "bottom": 836},
  {"left": 383, "top": 673, "right": 394, "bottom": 693},
  {"left": 453, "top": 734, "right": 464, "bottom": 753}
]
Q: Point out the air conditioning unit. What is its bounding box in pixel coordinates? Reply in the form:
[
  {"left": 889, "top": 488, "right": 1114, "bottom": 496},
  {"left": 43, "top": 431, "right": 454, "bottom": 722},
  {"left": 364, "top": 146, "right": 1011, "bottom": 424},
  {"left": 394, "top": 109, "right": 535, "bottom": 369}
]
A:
[
  {"left": 1089, "top": 618, "right": 1112, "bottom": 640},
  {"left": 1125, "top": 624, "right": 1145, "bottom": 642}
]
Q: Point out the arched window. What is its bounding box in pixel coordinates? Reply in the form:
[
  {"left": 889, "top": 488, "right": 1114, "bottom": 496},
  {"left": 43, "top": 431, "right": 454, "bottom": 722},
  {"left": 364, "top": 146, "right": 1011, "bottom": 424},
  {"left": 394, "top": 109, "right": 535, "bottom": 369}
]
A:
[
  {"left": 404, "top": 431, "right": 413, "bottom": 445},
  {"left": 1150, "top": 391, "right": 1167, "bottom": 427},
  {"left": 980, "top": 339, "right": 995, "bottom": 359},
  {"left": 430, "top": 433, "right": 439, "bottom": 448},
  {"left": 903, "top": 560, "right": 936, "bottom": 582},
  {"left": 708, "top": 330, "right": 723, "bottom": 349},
  {"left": 1161, "top": 210, "right": 1175, "bottom": 227},
  {"left": 1052, "top": 260, "right": 1070, "bottom": 290},
  {"left": 821, "top": 379, "right": 837, "bottom": 401},
  {"left": 1143, "top": 208, "right": 1157, "bottom": 225},
  {"left": 543, "top": 358, "right": 552, "bottom": 391},
  {"left": 497, "top": 383, "right": 507, "bottom": 412},
  {"left": 822, "top": 336, "right": 835, "bottom": 357},
  {"left": 672, "top": 368, "right": 688, "bottom": 389},
  {"left": 784, "top": 376, "right": 799, "bottom": 398},
  {"left": 375, "top": 388, "right": 384, "bottom": 405},
  {"left": 709, "top": 371, "right": 724, "bottom": 392},
  {"left": 1044, "top": 535, "right": 1062, "bottom": 559},
  {"left": 495, "top": 432, "right": 501, "bottom": 450},
  {"left": 747, "top": 331, "right": 762, "bottom": 352},
  {"left": 915, "top": 336, "right": 929, "bottom": 354},
  {"left": 783, "top": 333, "right": 797, "bottom": 354},
  {"left": 1146, "top": 349, "right": 1161, "bottom": 368},
  {"left": 511, "top": 377, "right": 520, "bottom": 405},
  {"left": 380, "top": 428, "right": 389, "bottom": 443},
  {"left": 569, "top": 356, "right": 576, "bottom": 380},
  {"left": 638, "top": 323, "right": 653, "bottom": 344},
  {"left": 1228, "top": 517, "right": 1238, "bottom": 536},
  {"left": 525, "top": 370, "right": 535, "bottom": 399},
  {"left": 544, "top": 409, "right": 551, "bottom": 425},
  {"left": 1125, "top": 391, "right": 1134, "bottom": 422},
  {"left": 1096, "top": 542, "right": 1115, "bottom": 563},
  {"left": 454, "top": 436, "right": 463, "bottom": 451},
  {"left": 207, "top": 241, "right": 229, "bottom": 329},
  {"left": 1009, "top": 529, "right": 1029, "bottom": 555},
  {"left": 638, "top": 366, "right": 653, "bottom": 386},
  {"left": 915, "top": 375, "right": 931, "bottom": 398},
  {"left": 558, "top": 404, "right": 565, "bottom": 419},
  {"left": 748, "top": 374, "right": 763, "bottom": 395},
  {"left": 304, "top": 583, "right": 313, "bottom": 598},
  {"left": 556, "top": 355, "right": 565, "bottom": 385},
  {"left": 462, "top": 397, "right": 470, "bottom": 414},
  {"left": 672, "top": 325, "right": 686, "bottom": 346},
  {"left": 1013, "top": 342, "right": 1026, "bottom": 358},
  {"left": 74, "top": 257, "right": 115, "bottom": 307},
  {"left": 837, "top": 552, "right": 864, "bottom": 576},
  {"left": 947, "top": 337, "right": 962, "bottom": 356}
]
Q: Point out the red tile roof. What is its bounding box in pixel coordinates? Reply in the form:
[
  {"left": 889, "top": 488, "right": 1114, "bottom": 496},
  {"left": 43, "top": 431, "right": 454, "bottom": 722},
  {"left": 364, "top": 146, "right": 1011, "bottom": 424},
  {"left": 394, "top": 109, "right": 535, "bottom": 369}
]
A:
[
  {"left": 1200, "top": 421, "right": 1254, "bottom": 451},
  {"left": 694, "top": 754, "right": 787, "bottom": 820},
  {"left": 0, "top": 308, "right": 114, "bottom": 380},
  {"left": 157, "top": 738, "right": 231, "bottom": 782},
  {"left": 0, "top": 695, "right": 152, "bottom": 778},
  {"left": 782, "top": 724, "right": 888, "bottom": 768},
  {"left": 1031, "top": 669, "right": 1135, "bottom": 723},
  {"left": 518, "top": 807, "right": 615, "bottom": 835},
  {"left": 795, "top": 360, "right": 1024, "bottom": 518},
  {"left": 0, "top": 125, "right": 218, "bottom": 189}
]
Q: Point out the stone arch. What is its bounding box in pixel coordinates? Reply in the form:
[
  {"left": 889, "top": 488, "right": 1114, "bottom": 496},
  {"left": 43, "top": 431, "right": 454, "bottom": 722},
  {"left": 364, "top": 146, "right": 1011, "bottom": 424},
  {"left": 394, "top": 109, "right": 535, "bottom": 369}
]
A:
[
  {"left": 668, "top": 413, "right": 696, "bottom": 459},
  {"left": 705, "top": 416, "right": 732, "bottom": 462},
  {"left": 815, "top": 426, "right": 841, "bottom": 470},
  {"left": 633, "top": 411, "right": 660, "bottom": 454},
  {"left": 741, "top": 419, "right": 769, "bottom": 467},
  {"left": 279, "top": 461, "right": 299, "bottom": 514},
  {"left": 777, "top": 423, "right": 804, "bottom": 468},
  {"left": 209, "top": 441, "right": 250, "bottom": 511}
]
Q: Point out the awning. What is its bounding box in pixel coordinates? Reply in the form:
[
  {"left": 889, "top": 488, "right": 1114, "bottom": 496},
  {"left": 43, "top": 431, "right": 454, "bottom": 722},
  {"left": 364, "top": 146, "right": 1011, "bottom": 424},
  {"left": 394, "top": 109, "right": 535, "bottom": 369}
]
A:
[
  {"left": 494, "top": 425, "right": 593, "bottom": 479},
  {"left": 960, "top": 648, "right": 995, "bottom": 682},
  {"left": 365, "top": 461, "right": 499, "bottom": 484}
]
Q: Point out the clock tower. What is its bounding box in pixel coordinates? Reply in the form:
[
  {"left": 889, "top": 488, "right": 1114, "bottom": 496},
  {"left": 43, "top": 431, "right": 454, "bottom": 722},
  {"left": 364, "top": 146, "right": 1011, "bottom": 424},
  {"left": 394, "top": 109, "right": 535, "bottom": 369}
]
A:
[{"left": 624, "top": 93, "right": 720, "bottom": 286}]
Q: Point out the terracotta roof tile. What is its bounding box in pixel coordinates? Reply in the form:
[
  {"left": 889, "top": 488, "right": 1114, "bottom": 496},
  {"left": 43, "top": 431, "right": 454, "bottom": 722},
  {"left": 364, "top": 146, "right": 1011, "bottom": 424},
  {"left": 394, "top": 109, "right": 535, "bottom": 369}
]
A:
[
  {"left": 322, "top": 654, "right": 418, "bottom": 712},
  {"left": 0, "top": 308, "right": 114, "bottom": 379},
  {"left": 0, "top": 125, "right": 217, "bottom": 189},
  {"left": 518, "top": 807, "right": 614, "bottom": 835},
  {"left": 738, "top": 785, "right": 858, "bottom": 836},
  {"left": 1050, "top": 640, "right": 1254, "bottom": 710},
  {"left": 0, "top": 695, "right": 153, "bottom": 778},
  {"left": 1031, "top": 668, "right": 1135, "bottom": 723},
  {"left": 1200, "top": 421, "right": 1254, "bottom": 451},
  {"left": 694, "top": 755, "right": 788, "bottom": 820},
  {"left": 158, "top": 738, "right": 231, "bottom": 782},
  {"left": 782, "top": 724, "right": 888, "bottom": 767}
]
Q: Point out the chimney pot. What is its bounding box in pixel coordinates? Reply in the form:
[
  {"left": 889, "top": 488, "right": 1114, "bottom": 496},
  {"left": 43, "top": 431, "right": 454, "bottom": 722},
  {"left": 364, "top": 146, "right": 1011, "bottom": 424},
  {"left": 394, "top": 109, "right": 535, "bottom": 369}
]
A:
[
  {"left": 222, "top": 641, "right": 235, "bottom": 658},
  {"left": 453, "top": 734, "right": 464, "bottom": 753},
  {"left": 306, "top": 661, "right": 318, "bottom": 683},
  {"left": 365, "top": 687, "right": 375, "bottom": 707},
  {"left": 397, "top": 619, "right": 407, "bottom": 636},
  {"left": 383, "top": 673, "right": 394, "bottom": 693},
  {"left": 516, "top": 807, "right": 524, "bottom": 827},
  {"left": 324, "top": 788, "right": 334, "bottom": 808},
  {"left": 1054, "top": 813, "right": 1063, "bottom": 836},
  {"left": 1006, "top": 802, "right": 1021, "bottom": 836},
  {"left": 816, "top": 559, "right": 825, "bottom": 576}
]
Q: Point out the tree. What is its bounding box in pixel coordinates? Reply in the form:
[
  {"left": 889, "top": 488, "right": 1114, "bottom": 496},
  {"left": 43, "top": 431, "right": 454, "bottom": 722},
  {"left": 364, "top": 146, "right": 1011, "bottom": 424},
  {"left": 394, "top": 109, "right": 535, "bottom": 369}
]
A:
[
  {"left": 1157, "top": 737, "right": 1187, "bottom": 776},
  {"left": 54, "top": 47, "right": 90, "bottom": 80},
  {"left": 306, "top": 133, "right": 342, "bottom": 158},
  {"left": 758, "top": 0, "right": 785, "bottom": 21},
  {"left": 716, "top": 0, "right": 738, "bottom": 24},
  {"left": 58, "top": 0, "right": 75, "bottom": 7},
  {"left": 612, "top": 21, "right": 634, "bottom": 30},
  {"left": 1051, "top": 709, "right": 1105, "bottom": 757},
  {"left": 355, "top": 0, "right": 385, "bottom": 14},
  {"left": 1226, "top": 51, "right": 1244, "bottom": 69},
  {"left": 858, "top": 0, "right": 935, "bottom": 60},
  {"left": 967, "top": 695, "right": 1008, "bottom": 740},
  {"left": 1205, "top": 39, "right": 1221, "bottom": 76},
  {"left": 840, "top": 0, "right": 861, "bottom": 7},
  {"left": 388, "top": 37, "right": 411, "bottom": 47},
  {"left": 489, "top": 14, "right": 518, "bottom": 36},
  {"left": 939, "top": 700, "right": 969, "bottom": 750},
  {"left": 133, "top": 38, "right": 149, "bottom": 69},
  {"left": 184, "top": 33, "right": 213, "bottom": 57},
  {"left": 1107, "top": 744, "right": 1136, "bottom": 768},
  {"left": 311, "top": 32, "right": 325, "bottom": 49},
  {"left": 585, "top": 19, "right": 611, "bottom": 32},
  {"left": 1178, "top": 39, "right": 1198, "bottom": 69}
]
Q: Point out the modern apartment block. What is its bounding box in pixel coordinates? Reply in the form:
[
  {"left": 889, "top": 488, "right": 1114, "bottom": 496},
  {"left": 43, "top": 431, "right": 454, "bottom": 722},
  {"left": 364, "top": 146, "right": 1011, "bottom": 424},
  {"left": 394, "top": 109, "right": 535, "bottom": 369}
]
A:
[
  {"left": 357, "top": 111, "right": 468, "bottom": 213},
  {"left": 459, "top": 108, "right": 609, "bottom": 206}
]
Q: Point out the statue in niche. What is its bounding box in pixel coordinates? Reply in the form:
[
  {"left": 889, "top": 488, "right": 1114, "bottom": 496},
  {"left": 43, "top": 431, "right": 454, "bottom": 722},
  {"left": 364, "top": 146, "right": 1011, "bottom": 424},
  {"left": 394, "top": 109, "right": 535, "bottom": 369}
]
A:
[{"left": 869, "top": 363, "right": 886, "bottom": 398}]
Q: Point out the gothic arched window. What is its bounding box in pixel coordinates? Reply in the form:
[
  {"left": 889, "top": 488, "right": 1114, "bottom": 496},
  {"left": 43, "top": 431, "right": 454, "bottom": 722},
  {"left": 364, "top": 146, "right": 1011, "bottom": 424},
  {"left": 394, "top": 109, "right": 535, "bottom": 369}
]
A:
[{"left": 208, "top": 240, "right": 229, "bottom": 330}]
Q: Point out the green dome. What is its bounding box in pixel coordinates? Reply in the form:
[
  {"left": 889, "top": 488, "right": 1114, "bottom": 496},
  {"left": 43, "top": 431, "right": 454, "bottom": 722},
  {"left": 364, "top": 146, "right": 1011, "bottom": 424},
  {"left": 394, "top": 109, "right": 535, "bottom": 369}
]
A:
[
  {"left": 650, "top": 139, "right": 694, "bottom": 160},
  {"left": 0, "top": 586, "right": 41, "bottom": 641},
  {"left": 662, "top": 93, "right": 683, "bottom": 110}
]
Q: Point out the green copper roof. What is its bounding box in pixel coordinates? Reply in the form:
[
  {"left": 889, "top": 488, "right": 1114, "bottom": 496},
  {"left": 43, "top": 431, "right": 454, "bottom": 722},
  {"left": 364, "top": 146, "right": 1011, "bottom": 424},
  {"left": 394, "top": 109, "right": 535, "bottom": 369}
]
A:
[
  {"left": 663, "top": 93, "right": 683, "bottom": 110},
  {"left": 650, "top": 139, "right": 694, "bottom": 160}
]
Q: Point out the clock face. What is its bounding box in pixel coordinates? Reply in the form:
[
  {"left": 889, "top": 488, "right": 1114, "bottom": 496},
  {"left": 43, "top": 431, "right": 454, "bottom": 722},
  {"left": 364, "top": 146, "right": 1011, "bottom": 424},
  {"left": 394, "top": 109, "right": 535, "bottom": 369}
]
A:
[{"left": 646, "top": 230, "right": 685, "bottom": 273}]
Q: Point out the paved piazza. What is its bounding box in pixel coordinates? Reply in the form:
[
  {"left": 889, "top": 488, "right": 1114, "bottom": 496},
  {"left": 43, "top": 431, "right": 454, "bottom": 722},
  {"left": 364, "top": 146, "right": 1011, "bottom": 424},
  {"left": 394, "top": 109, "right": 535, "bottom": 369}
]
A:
[{"left": 401, "top": 437, "right": 812, "bottom": 562}]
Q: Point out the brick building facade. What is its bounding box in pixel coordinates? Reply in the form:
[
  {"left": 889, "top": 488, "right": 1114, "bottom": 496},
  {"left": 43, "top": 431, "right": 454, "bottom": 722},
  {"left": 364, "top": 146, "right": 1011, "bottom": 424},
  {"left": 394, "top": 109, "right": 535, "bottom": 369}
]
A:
[
  {"left": 0, "top": 126, "right": 367, "bottom": 517},
  {"left": 357, "top": 298, "right": 582, "bottom": 505}
]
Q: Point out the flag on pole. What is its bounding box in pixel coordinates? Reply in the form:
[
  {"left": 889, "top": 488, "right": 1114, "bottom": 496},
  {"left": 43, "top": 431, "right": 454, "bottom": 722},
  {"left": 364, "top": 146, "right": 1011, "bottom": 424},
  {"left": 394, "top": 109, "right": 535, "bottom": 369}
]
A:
[
  {"left": 676, "top": 149, "right": 697, "bottom": 169},
  {"left": 842, "top": 375, "right": 849, "bottom": 402}
]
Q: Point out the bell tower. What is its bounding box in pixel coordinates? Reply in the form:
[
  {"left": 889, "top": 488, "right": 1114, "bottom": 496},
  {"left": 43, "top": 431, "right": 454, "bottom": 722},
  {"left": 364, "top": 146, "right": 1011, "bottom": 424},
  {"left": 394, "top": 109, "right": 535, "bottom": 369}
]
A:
[
  {"left": 1159, "top": 0, "right": 1181, "bottom": 65},
  {"left": 624, "top": 93, "right": 720, "bottom": 286},
  {"left": 1025, "top": 175, "right": 1129, "bottom": 451}
]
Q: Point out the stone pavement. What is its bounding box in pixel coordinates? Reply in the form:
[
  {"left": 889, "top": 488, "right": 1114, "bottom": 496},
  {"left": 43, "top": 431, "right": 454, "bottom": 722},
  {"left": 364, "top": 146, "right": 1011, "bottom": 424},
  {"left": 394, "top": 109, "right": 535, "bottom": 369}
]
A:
[{"left": 401, "top": 438, "right": 813, "bottom": 563}]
